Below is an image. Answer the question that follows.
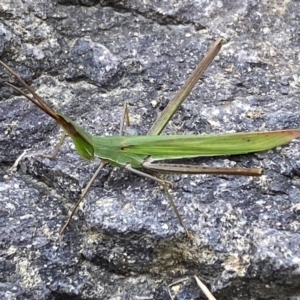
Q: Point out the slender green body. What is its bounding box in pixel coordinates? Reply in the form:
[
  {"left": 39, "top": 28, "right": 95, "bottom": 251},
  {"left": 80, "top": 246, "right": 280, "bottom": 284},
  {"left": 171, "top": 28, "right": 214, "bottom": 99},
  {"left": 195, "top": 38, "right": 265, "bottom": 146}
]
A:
[{"left": 92, "top": 130, "right": 300, "bottom": 168}]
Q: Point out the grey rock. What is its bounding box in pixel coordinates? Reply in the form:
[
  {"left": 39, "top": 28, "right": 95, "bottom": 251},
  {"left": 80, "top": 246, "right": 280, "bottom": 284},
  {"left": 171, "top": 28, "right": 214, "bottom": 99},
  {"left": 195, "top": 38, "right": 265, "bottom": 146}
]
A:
[{"left": 1, "top": 1, "right": 300, "bottom": 299}]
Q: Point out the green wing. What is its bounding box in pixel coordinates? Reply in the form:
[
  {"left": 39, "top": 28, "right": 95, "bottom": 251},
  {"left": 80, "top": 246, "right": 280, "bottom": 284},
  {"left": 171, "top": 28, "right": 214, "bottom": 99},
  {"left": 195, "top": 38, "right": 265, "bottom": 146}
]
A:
[
  {"left": 92, "top": 129, "right": 300, "bottom": 168},
  {"left": 120, "top": 130, "right": 300, "bottom": 161}
]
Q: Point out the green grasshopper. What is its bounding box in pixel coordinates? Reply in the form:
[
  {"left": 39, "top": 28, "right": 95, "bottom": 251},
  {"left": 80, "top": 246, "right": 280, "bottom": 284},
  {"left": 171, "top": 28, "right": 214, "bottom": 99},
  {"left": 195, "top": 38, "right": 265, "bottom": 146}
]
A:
[{"left": 1, "top": 38, "right": 300, "bottom": 237}]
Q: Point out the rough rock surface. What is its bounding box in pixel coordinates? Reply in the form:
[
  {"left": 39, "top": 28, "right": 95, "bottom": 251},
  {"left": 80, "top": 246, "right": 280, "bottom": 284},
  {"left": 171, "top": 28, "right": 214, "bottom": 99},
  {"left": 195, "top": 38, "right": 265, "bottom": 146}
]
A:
[{"left": 1, "top": 1, "right": 300, "bottom": 299}]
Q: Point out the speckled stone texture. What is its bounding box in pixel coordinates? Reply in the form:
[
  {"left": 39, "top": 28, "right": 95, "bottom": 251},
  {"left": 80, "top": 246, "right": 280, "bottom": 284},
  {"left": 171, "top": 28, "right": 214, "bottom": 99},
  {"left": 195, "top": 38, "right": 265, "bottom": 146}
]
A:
[{"left": 1, "top": 1, "right": 300, "bottom": 299}]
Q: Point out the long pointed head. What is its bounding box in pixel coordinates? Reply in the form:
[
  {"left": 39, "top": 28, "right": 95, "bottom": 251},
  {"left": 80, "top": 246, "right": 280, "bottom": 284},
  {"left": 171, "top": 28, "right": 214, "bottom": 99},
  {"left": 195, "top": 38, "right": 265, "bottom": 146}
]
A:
[
  {"left": 57, "top": 113, "right": 94, "bottom": 160},
  {"left": 1, "top": 60, "right": 94, "bottom": 160}
]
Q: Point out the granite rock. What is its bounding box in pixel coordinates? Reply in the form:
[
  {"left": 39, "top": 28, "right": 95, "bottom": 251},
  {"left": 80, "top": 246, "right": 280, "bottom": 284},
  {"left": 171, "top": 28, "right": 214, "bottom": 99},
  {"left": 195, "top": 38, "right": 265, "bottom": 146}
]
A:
[{"left": 1, "top": 1, "right": 300, "bottom": 299}]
